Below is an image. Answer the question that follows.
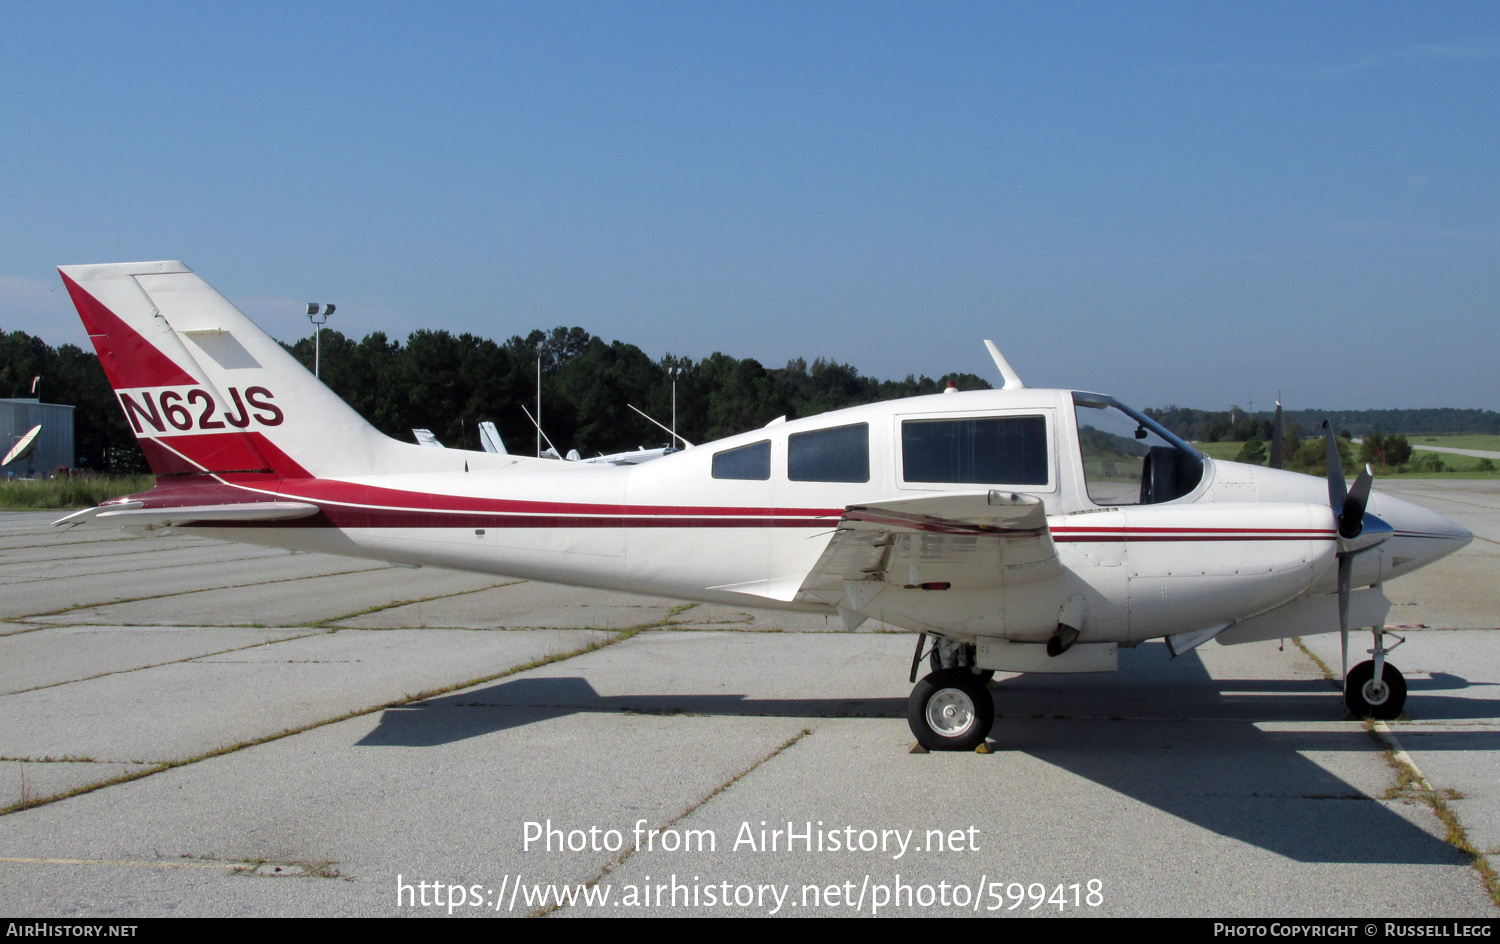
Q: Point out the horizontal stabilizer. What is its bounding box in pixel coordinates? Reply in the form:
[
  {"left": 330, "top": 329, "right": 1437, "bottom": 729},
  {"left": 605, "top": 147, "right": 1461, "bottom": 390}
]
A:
[{"left": 55, "top": 501, "right": 320, "bottom": 530}]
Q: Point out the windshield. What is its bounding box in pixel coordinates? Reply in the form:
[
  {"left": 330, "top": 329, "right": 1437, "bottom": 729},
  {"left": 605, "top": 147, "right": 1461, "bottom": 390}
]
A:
[{"left": 1073, "top": 393, "right": 1203, "bottom": 505}]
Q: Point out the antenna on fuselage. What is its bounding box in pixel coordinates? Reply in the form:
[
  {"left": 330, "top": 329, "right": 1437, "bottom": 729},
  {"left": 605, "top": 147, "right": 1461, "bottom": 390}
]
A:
[
  {"left": 627, "top": 403, "right": 694, "bottom": 449},
  {"left": 521, "top": 403, "right": 565, "bottom": 460},
  {"left": 983, "top": 340, "right": 1025, "bottom": 390}
]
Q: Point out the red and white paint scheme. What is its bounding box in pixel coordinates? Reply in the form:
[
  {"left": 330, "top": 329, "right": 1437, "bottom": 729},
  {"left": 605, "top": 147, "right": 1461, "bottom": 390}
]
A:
[{"left": 55, "top": 261, "right": 1472, "bottom": 749}]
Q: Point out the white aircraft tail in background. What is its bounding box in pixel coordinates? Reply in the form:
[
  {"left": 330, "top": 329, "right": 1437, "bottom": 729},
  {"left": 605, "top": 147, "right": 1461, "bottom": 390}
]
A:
[{"left": 478, "top": 421, "right": 507, "bottom": 455}]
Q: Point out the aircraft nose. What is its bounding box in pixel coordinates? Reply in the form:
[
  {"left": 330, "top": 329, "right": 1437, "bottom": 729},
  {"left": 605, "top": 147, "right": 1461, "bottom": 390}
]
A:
[{"left": 1368, "top": 491, "right": 1473, "bottom": 571}]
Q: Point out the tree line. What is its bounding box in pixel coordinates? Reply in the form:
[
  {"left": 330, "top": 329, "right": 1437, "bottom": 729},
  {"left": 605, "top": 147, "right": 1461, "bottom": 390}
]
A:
[
  {"left": 1148, "top": 405, "right": 1500, "bottom": 442},
  {"left": 279, "top": 327, "right": 994, "bottom": 459},
  {"left": 5, "top": 322, "right": 1497, "bottom": 475},
  {"left": 1, "top": 325, "right": 990, "bottom": 471}
]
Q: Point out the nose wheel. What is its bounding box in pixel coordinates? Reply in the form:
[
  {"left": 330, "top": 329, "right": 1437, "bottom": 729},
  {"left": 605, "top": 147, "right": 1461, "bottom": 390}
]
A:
[
  {"left": 1345, "top": 659, "right": 1407, "bottom": 720},
  {"left": 908, "top": 668, "right": 994, "bottom": 751}
]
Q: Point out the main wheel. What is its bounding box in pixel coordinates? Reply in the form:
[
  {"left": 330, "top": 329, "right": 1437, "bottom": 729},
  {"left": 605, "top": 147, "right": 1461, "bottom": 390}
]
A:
[
  {"left": 908, "top": 668, "right": 995, "bottom": 751},
  {"left": 1345, "top": 660, "right": 1407, "bottom": 720}
]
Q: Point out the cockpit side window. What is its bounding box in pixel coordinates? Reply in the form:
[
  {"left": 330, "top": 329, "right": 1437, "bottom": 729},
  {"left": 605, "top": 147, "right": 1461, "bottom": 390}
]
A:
[
  {"left": 711, "top": 440, "right": 771, "bottom": 480},
  {"left": 788, "top": 423, "right": 869, "bottom": 483},
  {"left": 902, "top": 415, "right": 1048, "bottom": 485},
  {"left": 1073, "top": 394, "right": 1203, "bottom": 505}
]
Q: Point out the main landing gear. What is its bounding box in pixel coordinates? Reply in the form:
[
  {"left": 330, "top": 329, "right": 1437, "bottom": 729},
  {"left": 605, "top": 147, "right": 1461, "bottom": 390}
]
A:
[
  {"left": 1344, "top": 627, "right": 1408, "bottom": 720},
  {"left": 907, "top": 635, "right": 995, "bottom": 751}
]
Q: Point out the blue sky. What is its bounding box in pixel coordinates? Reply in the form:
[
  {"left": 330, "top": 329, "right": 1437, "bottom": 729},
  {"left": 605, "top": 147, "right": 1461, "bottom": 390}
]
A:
[{"left": 3, "top": 2, "right": 1496, "bottom": 411}]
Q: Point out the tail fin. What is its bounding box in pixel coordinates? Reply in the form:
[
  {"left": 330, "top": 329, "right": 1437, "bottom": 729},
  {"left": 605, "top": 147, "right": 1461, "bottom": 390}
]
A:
[
  {"left": 478, "top": 421, "right": 507, "bottom": 455},
  {"left": 59, "top": 261, "right": 484, "bottom": 480}
]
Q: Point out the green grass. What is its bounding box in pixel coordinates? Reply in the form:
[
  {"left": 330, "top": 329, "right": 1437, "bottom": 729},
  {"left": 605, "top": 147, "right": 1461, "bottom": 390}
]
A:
[
  {"left": 0, "top": 475, "right": 154, "bottom": 510},
  {"left": 1410, "top": 434, "right": 1500, "bottom": 453},
  {"left": 1380, "top": 467, "right": 1500, "bottom": 480},
  {"left": 1194, "top": 442, "right": 1244, "bottom": 461}
]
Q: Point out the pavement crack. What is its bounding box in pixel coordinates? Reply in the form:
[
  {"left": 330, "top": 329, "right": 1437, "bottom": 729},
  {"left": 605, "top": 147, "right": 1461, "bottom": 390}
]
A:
[
  {"left": 0, "top": 755, "right": 103, "bottom": 763},
  {"left": 11, "top": 566, "right": 387, "bottom": 622},
  {"left": 1368, "top": 720, "right": 1500, "bottom": 908},
  {"left": 0, "top": 633, "right": 328, "bottom": 696},
  {"left": 0, "top": 856, "right": 250, "bottom": 871},
  {"left": 0, "top": 616, "right": 667, "bottom": 818},
  {"left": 532, "top": 726, "right": 811, "bottom": 917},
  {"left": 0, "top": 549, "right": 299, "bottom": 584},
  {"left": 312, "top": 580, "right": 526, "bottom": 628},
  {"left": 1291, "top": 636, "right": 1341, "bottom": 688}
]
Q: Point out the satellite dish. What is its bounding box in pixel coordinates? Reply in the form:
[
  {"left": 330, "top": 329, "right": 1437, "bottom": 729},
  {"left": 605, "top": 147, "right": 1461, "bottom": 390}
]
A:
[{"left": 3, "top": 425, "right": 41, "bottom": 467}]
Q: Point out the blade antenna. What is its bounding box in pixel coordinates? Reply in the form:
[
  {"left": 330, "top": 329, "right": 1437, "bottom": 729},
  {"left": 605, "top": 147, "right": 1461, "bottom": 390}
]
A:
[
  {"left": 628, "top": 404, "right": 694, "bottom": 449},
  {"left": 983, "top": 340, "right": 1025, "bottom": 390},
  {"left": 521, "top": 404, "right": 562, "bottom": 458}
]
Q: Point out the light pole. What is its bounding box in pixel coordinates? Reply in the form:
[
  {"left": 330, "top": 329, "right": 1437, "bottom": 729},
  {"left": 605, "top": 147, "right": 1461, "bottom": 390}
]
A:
[
  {"left": 667, "top": 366, "right": 690, "bottom": 450},
  {"left": 670, "top": 367, "right": 679, "bottom": 447},
  {"left": 307, "top": 303, "right": 336, "bottom": 379}
]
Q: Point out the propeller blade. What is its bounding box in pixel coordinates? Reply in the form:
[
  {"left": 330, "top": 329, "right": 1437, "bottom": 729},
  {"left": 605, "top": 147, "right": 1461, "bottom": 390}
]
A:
[
  {"left": 1322, "top": 421, "right": 1346, "bottom": 511},
  {"left": 1340, "top": 465, "right": 1374, "bottom": 539},
  {"left": 1338, "top": 552, "right": 1352, "bottom": 689}
]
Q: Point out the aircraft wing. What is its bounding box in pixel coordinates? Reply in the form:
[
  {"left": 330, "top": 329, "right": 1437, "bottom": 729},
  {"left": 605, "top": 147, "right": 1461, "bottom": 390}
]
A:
[
  {"left": 791, "top": 491, "right": 1060, "bottom": 607},
  {"left": 54, "top": 501, "right": 321, "bottom": 531}
]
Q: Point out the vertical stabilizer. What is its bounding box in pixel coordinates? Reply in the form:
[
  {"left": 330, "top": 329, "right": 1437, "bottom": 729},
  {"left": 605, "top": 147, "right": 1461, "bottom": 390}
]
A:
[{"left": 58, "top": 261, "right": 487, "bottom": 480}]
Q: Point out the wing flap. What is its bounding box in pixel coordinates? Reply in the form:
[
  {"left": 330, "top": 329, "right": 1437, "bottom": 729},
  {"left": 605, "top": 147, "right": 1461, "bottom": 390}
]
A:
[{"left": 793, "top": 491, "right": 1059, "bottom": 606}]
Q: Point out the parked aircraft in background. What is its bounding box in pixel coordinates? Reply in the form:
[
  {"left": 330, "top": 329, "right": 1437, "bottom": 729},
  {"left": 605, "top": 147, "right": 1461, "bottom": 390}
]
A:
[{"left": 54, "top": 262, "right": 1472, "bottom": 749}]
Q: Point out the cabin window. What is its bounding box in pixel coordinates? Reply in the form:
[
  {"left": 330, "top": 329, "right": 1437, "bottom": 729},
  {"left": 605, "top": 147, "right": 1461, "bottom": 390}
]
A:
[
  {"left": 788, "top": 423, "right": 869, "bottom": 482},
  {"left": 712, "top": 440, "right": 771, "bottom": 480},
  {"left": 902, "top": 415, "right": 1048, "bottom": 485}
]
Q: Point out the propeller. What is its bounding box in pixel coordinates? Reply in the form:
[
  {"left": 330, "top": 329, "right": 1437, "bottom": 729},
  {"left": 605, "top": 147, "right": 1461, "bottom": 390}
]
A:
[{"left": 1321, "top": 421, "right": 1388, "bottom": 688}]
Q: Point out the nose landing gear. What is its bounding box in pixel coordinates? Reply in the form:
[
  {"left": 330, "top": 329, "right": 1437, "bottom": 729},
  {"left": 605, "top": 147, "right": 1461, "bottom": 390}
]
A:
[{"left": 1344, "top": 628, "right": 1407, "bottom": 720}]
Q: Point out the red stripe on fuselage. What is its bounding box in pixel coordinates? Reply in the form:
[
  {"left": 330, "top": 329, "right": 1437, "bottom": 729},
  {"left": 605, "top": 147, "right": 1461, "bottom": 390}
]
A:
[
  {"left": 221, "top": 509, "right": 837, "bottom": 530},
  {"left": 1054, "top": 533, "right": 1335, "bottom": 543},
  {"left": 272, "top": 477, "right": 843, "bottom": 520},
  {"left": 118, "top": 472, "right": 1342, "bottom": 539}
]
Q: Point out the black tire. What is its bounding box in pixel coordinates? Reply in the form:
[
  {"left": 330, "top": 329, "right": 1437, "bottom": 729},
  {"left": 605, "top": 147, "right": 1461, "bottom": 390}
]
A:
[
  {"left": 908, "top": 668, "right": 995, "bottom": 751},
  {"left": 1345, "top": 660, "right": 1407, "bottom": 720}
]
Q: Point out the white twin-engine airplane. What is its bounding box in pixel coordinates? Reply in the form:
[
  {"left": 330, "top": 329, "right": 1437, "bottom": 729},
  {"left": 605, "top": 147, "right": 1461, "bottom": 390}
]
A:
[{"left": 55, "top": 261, "right": 1472, "bottom": 750}]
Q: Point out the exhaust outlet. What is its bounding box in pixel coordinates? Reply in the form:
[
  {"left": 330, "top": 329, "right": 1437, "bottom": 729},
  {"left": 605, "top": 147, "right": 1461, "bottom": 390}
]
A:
[{"left": 1047, "top": 624, "right": 1080, "bottom": 657}]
